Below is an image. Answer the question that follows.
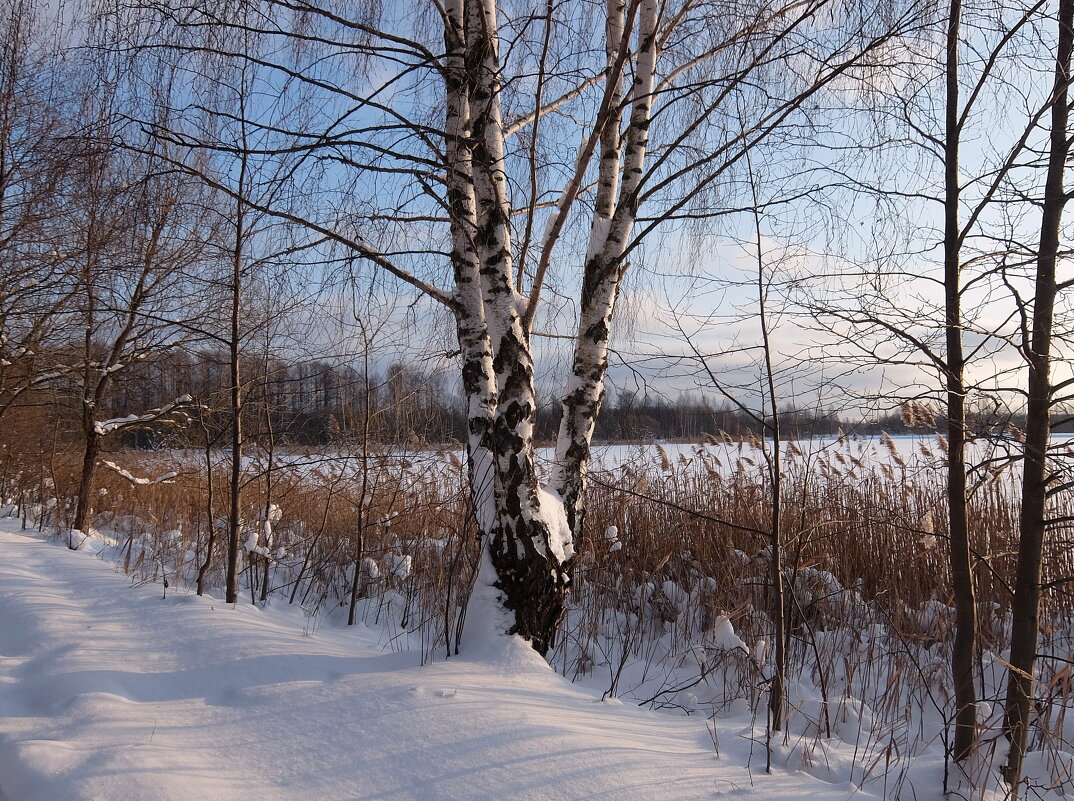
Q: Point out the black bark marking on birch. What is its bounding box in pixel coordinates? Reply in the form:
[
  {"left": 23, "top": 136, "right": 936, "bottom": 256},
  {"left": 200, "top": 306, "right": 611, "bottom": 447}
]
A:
[
  {"left": 487, "top": 519, "right": 568, "bottom": 656},
  {"left": 584, "top": 320, "right": 610, "bottom": 343}
]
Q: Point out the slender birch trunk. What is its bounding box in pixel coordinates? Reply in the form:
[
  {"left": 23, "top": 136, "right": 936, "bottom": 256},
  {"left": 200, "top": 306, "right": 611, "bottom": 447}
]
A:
[{"left": 552, "top": 0, "right": 658, "bottom": 543}]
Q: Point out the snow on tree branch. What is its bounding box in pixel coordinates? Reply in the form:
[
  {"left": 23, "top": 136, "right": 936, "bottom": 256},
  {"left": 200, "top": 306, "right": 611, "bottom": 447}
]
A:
[
  {"left": 93, "top": 395, "right": 197, "bottom": 435},
  {"left": 101, "top": 460, "right": 179, "bottom": 486}
]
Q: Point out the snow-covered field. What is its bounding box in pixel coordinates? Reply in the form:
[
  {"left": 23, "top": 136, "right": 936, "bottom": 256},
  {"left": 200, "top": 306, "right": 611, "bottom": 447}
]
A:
[
  {"left": 208, "top": 432, "right": 1074, "bottom": 487},
  {"left": 0, "top": 518, "right": 980, "bottom": 801}
]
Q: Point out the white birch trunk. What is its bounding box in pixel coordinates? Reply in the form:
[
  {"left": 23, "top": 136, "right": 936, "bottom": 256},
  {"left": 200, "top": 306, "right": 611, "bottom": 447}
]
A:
[
  {"left": 444, "top": 0, "right": 497, "bottom": 534},
  {"left": 446, "top": 0, "right": 570, "bottom": 655},
  {"left": 552, "top": 0, "right": 659, "bottom": 539}
]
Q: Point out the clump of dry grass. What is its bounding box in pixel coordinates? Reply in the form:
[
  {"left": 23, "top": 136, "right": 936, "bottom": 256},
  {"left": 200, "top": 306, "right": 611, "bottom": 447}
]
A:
[{"left": 3, "top": 435, "right": 1059, "bottom": 630}]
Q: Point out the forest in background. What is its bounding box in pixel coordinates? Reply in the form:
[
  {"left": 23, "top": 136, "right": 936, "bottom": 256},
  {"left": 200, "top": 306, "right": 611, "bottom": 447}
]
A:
[{"left": 9, "top": 347, "right": 1073, "bottom": 451}]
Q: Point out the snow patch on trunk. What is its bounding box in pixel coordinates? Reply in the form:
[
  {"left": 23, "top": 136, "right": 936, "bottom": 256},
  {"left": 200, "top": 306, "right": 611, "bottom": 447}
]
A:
[
  {"left": 460, "top": 547, "right": 545, "bottom": 669},
  {"left": 585, "top": 215, "right": 612, "bottom": 262},
  {"left": 468, "top": 442, "right": 496, "bottom": 533},
  {"left": 536, "top": 487, "right": 574, "bottom": 564}
]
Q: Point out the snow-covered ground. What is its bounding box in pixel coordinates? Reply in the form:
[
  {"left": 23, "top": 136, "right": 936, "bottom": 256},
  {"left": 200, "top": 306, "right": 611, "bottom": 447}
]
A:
[{"left": 0, "top": 519, "right": 958, "bottom": 801}]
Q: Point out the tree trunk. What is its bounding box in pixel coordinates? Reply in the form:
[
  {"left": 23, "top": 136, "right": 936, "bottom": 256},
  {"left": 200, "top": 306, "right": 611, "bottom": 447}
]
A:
[
  {"left": 553, "top": 251, "right": 626, "bottom": 538},
  {"left": 225, "top": 190, "right": 244, "bottom": 604},
  {"left": 552, "top": 0, "right": 658, "bottom": 540},
  {"left": 442, "top": 0, "right": 573, "bottom": 655},
  {"left": 751, "top": 189, "right": 786, "bottom": 736},
  {"left": 1003, "top": 0, "right": 1073, "bottom": 786},
  {"left": 348, "top": 345, "right": 372, "bottom": 627},
  {"left": 72, "top": 427, "right": 99, "bottom": 542},
  {"left": 196, "top": 429, "right": 215, "bottom": 595},
  {"left": 943, "top": 0, "right": 978, "bottom": 763}
]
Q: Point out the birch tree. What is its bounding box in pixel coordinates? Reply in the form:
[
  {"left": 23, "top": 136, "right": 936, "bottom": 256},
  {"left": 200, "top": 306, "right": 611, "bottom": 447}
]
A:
[{"left": 120, "top": 0, "right": 926, "bottom": 653}]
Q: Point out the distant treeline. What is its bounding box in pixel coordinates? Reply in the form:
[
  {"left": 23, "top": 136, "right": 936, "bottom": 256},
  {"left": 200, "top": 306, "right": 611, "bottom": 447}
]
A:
[{"left": 22, "top": 349, "right": 1064, "bottom": 449}]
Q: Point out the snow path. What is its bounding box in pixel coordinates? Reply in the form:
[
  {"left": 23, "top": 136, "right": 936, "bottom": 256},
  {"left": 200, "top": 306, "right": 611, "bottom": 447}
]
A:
[{"left": 0, "top": 523, "right": 873, "bottom": 801}]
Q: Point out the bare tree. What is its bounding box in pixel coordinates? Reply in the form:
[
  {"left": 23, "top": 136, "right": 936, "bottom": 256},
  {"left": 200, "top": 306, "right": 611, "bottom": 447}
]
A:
[
  {"left": 62, "top": 142, "right": 201, "bottom": 539},
  {"left": 793, "top": 0, "right": 1058, "bottom": 764},
  {"left": 941, "top": 0, "right": 977, "bottom": 762},
  {"left": 0, "top": 0, "right": 81, "bottom": 426}
]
